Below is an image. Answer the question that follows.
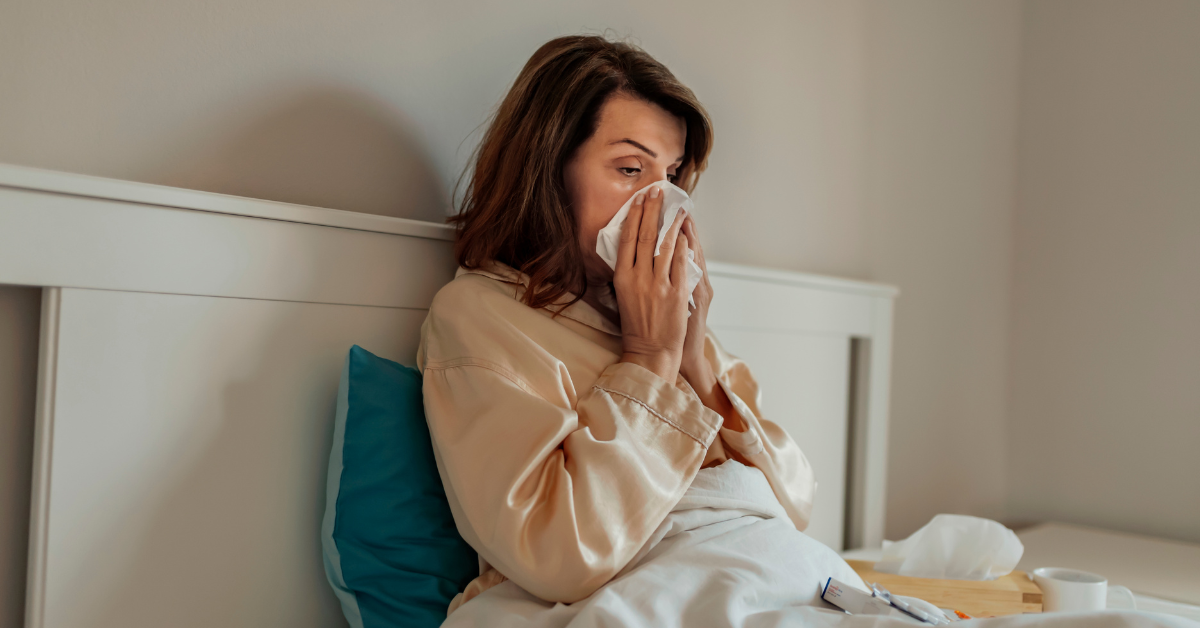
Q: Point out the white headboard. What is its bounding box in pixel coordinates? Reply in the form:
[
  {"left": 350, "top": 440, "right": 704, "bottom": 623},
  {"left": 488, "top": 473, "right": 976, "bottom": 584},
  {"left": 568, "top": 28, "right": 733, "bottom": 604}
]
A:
[{"left": 0, "top": 164, "right": 895, "bottom": 628}]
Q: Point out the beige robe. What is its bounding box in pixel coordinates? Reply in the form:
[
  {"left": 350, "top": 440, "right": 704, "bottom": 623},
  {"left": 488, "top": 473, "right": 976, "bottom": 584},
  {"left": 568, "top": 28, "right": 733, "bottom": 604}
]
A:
[{"left": 416, "top": 261, "right": 816, "bottom": 613}]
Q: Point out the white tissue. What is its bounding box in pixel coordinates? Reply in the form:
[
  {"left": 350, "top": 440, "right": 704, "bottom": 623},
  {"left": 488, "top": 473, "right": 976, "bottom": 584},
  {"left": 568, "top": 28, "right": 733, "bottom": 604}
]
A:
[
  {"left": 874, "top": 514, "right": 1024, "bottom": 581},
  {"left": 595, "top": 180, "right": 703, "bottom": 310}
]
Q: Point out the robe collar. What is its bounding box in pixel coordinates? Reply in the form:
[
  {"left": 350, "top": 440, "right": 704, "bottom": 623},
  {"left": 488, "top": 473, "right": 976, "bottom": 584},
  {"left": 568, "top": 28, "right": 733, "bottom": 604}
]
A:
[{"left": 456, "top": 261, "right": 621, "bottom": 337}]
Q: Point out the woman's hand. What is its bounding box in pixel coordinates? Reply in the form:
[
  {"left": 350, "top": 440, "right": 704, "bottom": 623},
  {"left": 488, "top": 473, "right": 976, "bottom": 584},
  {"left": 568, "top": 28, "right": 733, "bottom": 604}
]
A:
[
  {"left": 614, "top": 185, "right": 692, "bottom": 382},
  {"left": 678, "top": 216, "right": 747, "bottom": 432},
  {"left": 678, "top": 214, "right": 713, "bottom": 384}
]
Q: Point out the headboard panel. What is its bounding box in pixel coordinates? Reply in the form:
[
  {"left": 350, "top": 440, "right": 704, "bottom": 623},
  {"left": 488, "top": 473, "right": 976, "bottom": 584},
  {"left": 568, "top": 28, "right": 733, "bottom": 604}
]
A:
[
  {"left": 707, "top": 262, "right": 896, "bottom": 552},
  {"left": 0, "top": 164, "right": 895, "bottom": 628},
  {"left": 0, "top": 168, "right": 455, "bottom": 308}
]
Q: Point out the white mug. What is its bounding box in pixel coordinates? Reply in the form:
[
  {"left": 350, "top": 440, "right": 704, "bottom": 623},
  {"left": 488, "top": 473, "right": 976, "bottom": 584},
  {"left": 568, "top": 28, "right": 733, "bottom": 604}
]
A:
[{"left": 1032, "top": 567, "right": 1137, "bottom": 612}]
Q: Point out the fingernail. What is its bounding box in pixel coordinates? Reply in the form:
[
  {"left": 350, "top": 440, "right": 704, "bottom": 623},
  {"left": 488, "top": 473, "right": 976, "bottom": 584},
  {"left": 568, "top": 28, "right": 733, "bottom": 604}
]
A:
[
  {"left": 634, "top": 193, "right": 645, "bottom": 204},
  {"left": 649, "top": 186, "right": 661, "bottom": 199}
]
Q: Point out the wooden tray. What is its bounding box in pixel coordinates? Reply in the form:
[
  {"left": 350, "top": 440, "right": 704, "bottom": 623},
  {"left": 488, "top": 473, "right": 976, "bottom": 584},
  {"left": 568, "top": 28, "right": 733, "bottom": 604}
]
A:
[{"left": 846, "top": 560, "right": 1043, "bottom": 618}]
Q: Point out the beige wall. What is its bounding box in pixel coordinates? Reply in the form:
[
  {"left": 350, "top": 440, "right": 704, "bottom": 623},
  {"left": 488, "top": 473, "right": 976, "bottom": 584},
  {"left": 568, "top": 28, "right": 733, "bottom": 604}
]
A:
[
  {"left": 1008, "top": 0, "right": 1200, "bottom": 544},
  {"left": 0, "top": 0, "right": 1025, "bottom": 543},
  {"left": 862, "top": 1, "right": 1022, "bottom": 538},
  {"left": 1, "top": 0, "right": 1026, "bottom": 576},
  {"left": 0, "top": 0, "right": 879, "bottom": 275}
]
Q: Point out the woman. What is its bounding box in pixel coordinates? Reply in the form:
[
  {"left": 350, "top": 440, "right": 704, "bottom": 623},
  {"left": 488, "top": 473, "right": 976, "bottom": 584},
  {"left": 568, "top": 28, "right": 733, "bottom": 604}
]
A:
[{"left": 417, "top": 35, "right": 815, "bottom": 613}]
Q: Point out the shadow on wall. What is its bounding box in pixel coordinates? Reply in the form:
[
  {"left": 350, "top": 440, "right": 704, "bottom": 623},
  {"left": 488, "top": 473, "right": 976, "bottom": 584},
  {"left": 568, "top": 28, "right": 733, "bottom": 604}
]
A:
[
  {"left": 157, "top": 85, "right": 449, "bottom": 222},
  {"left": 0, "top": 287, "right": 40, "bottom": 628}
]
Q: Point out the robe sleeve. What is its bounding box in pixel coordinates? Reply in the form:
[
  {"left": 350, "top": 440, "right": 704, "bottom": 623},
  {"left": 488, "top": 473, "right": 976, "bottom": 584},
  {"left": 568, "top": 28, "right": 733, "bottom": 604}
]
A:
[{"left": 422, "top": 356, "right": 721, "bottom": 603}]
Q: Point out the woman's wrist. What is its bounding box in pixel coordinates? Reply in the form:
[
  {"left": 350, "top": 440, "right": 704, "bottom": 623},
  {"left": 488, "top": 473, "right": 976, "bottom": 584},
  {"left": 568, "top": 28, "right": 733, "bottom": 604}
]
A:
[
  {"left": 678, "top": 357, "right": 708, "bottom": 392},
  {"left": 681, "top": 359, "right": 748, "bottom": 432},
  {"left": 620, "top": 352, "right": 679, "bottom": 383}
]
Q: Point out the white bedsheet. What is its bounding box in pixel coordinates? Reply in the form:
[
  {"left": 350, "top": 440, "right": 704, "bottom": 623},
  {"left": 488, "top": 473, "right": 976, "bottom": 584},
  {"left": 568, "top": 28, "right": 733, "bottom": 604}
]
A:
[{"left": 442, "top": 461, "right": 1197, "bottom": 628}]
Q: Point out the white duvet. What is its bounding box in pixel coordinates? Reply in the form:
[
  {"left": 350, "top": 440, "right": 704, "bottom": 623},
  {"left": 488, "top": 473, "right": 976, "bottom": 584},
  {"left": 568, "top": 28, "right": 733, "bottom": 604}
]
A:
[{"left": 442, "top": 461, "right": 1197, "bottom": 628}]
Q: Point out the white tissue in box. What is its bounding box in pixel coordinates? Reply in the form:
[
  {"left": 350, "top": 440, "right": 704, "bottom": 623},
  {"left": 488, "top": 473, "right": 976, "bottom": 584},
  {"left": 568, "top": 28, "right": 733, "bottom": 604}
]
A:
[{"left": 874, "top": 514, "right": 1023, "bottom": 581}]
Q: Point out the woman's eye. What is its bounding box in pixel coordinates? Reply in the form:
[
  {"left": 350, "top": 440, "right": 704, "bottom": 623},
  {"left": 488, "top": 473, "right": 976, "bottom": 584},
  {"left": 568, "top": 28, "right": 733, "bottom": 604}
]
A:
[{"left": 618, "top": 167, "right": 641, "bottom": 177}]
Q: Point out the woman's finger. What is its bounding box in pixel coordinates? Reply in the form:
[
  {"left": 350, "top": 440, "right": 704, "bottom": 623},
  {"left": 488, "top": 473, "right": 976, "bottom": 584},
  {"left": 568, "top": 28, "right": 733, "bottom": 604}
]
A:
[
  {"left": 617, "top": 193, "right": 644, "bottom": 271},
  {"left": 671, "top": 233, "right": 689, "bottom": 287},
  {"left": 683, "top": 215, "right": 707, "bottom": 272},
  {"left": 637, "top": 185, "right": 664, "bottom": 272},
  {"left": 656, "top": 209, "right": 688, "bottom": 281}
]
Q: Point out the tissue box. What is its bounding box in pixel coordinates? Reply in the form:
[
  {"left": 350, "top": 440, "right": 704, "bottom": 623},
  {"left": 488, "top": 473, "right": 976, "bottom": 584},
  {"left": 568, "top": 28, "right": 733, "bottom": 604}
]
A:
[{"left": 847, "top": 560, "right": 1043, "bottom": 617}]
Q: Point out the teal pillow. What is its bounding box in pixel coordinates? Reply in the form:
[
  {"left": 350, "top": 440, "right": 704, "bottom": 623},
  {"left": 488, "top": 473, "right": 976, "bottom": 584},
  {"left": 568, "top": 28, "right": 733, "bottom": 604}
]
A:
[{"left": 322, "top": 345, "right": 478, "bottom": 628}]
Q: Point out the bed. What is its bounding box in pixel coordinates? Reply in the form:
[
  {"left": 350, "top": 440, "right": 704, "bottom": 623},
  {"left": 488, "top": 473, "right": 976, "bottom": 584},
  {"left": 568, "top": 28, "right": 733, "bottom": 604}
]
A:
[
  {"left": 4, "top": 164, "right": 1193, "bottom": 628},
  {"left": 0, "top": 163, "right": 899, "bottom": 628}
]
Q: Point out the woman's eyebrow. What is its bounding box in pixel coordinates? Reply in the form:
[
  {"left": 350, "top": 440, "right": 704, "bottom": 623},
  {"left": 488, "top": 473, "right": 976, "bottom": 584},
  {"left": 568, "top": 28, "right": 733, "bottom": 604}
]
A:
[
  {"left": 610, "top": 138, "right": 685, "bottom": 163},
  {"left": 610, "top": 138, "right": 657, "bottom": 158}
]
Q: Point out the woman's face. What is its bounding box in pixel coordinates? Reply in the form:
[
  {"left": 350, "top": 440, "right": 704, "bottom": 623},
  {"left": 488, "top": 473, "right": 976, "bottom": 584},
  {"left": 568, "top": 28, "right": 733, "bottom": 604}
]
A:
[{"left": 565, "top": 93, "right": 687, "bottom": 288}]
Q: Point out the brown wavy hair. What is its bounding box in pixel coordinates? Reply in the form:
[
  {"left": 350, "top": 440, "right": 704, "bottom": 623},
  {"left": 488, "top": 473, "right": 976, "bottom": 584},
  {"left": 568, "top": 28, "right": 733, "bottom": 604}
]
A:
[{"left": 451, "top": 35, "right": 713, "bottom": 310}]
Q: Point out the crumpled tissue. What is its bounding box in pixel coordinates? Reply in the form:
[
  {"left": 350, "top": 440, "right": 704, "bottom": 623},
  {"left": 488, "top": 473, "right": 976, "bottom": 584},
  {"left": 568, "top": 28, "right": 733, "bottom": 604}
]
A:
[
  {"left": 595, "top": 180, "right": 703, "bottom": 311},
  {"left": 874, "top": 514, "right": 1024, "bottom": 581}
]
